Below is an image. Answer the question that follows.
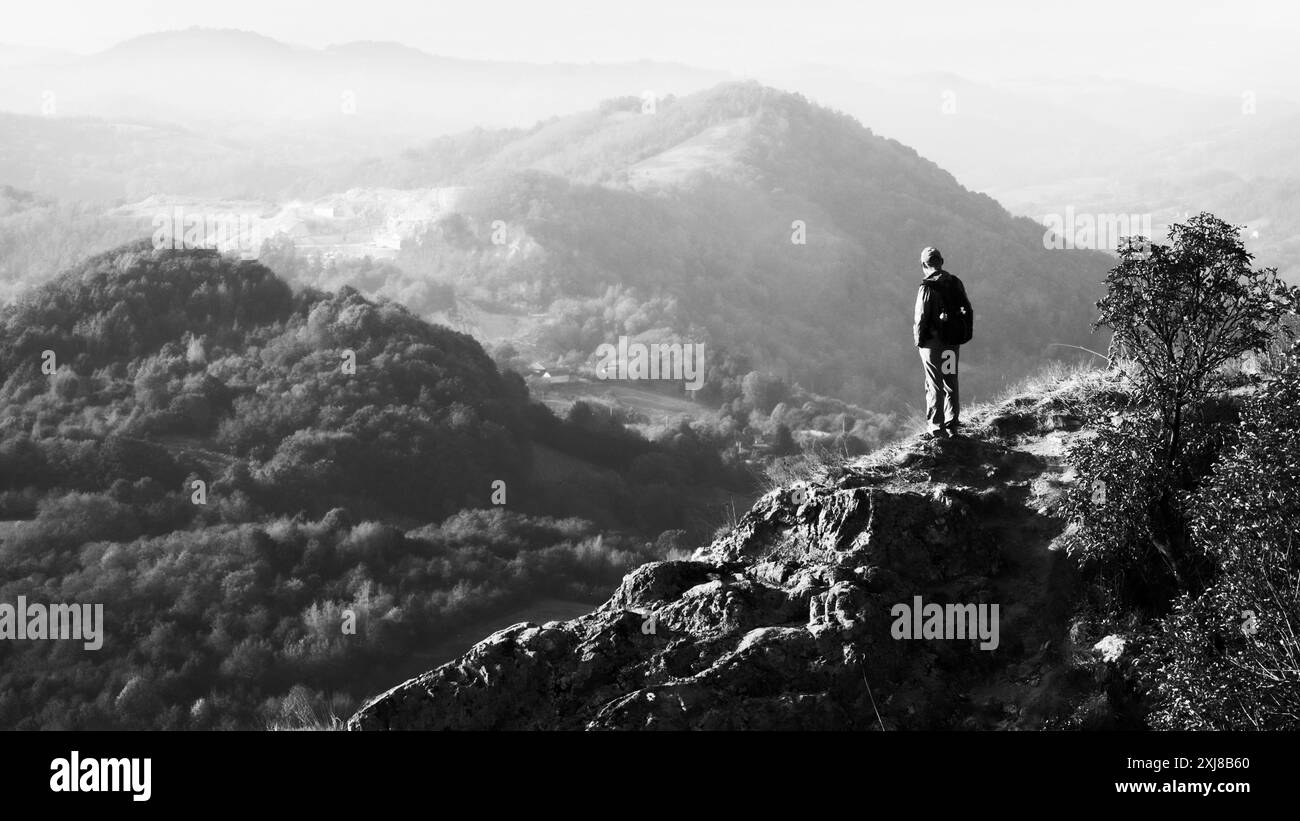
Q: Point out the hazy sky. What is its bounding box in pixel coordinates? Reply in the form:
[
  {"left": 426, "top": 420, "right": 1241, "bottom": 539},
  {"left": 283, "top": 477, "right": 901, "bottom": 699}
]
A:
[{"left": 5, "top": 0, "right": 1299, "bottom": 94}]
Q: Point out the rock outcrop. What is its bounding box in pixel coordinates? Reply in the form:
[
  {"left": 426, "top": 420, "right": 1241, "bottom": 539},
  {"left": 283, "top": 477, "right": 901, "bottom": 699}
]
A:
[{"left": 350, "top": 384, "right": 1125, "bottom": 730}]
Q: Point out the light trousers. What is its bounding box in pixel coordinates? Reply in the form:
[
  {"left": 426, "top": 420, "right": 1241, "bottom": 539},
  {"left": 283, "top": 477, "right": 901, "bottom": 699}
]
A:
[{"left": 919, "top": 344, "right": 960, "bottom": 431}]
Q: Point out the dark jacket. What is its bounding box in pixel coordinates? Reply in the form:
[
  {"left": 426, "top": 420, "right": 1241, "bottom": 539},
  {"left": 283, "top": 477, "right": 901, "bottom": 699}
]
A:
[{"left": 913, "top": 270, "right": 968, "bottom": 348}]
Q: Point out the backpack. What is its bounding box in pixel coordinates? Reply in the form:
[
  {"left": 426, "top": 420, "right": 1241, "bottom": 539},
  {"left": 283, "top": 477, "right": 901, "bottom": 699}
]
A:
[{"left": 925, "top": 273, "right": 974, "bottom": 346}]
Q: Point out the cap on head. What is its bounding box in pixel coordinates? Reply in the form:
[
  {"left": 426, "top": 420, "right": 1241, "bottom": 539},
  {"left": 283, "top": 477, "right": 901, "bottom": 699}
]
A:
[{"left": 920, "top": 247, "right": 944, "bottom": 268}]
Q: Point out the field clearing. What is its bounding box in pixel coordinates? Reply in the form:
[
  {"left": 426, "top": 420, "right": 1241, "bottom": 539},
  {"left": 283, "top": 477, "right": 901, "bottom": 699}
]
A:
[{"left": 627, "top": 117, "right": 751, "bottom": 190}]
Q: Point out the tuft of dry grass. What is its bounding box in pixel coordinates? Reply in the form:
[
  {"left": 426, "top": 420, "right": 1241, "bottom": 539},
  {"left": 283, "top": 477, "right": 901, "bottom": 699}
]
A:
[
  {"left": 762, "top": 448, "right": 833, "bottom": 494},
  {"left": 961, "top": 360, "right": 1120, "bottom": 437},
  {"left": 266, "top": 713, "right": 347, "bottom": 731},
  {"left": 265, "top": 687, "right": 351, "bottom": 731}
]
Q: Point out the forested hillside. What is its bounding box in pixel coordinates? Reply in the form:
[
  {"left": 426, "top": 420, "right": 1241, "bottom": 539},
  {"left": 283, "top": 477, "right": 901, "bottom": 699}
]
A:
[{"left": 0, "top": 242, "right": 749, "bottom": 728}]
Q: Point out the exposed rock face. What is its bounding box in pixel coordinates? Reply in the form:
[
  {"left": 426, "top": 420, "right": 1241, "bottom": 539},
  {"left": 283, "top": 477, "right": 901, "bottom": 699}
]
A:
[{"left": 351, "top": 417, "right": 1111, "bottom": 730}]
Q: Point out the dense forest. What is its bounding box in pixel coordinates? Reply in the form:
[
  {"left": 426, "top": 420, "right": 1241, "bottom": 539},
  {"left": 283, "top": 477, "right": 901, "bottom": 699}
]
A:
[{"left": 0, "top": 241, "right": 751, "bottom": 728}]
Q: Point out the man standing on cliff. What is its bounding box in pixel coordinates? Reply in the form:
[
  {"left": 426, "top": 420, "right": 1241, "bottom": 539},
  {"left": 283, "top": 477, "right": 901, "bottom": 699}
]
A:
[{"left": 913, "top": 246, "right": 973, "bottom": 441}]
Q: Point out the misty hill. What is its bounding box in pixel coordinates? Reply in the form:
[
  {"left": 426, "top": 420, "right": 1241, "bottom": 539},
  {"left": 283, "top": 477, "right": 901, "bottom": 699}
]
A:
[
  {"left": 0, "top": 111, "right": 326, "bottom": 201},
  {"left": 760, "top": 68, "right": 1300, "bottom": 281},
  {"left": 993, "top": 106, "right": 1300, "bottom": 281},
  {"left": 0, "top": 28, "right": 728, "bottom": 174},
  {"left": 729, "top": 69, "right": 1300, "bottom": 283},
  {"left": 331, "top": 83, "right": 1115, "bottom": 412},
  {"left": 0, "top": 184, "right": 155, "bottom": 303},
  {"left": 767, "top": 67, "right": 1282, "bottom": 193},
  {"left": 0, "top": 242, "right": 751, "bottom": 729}
]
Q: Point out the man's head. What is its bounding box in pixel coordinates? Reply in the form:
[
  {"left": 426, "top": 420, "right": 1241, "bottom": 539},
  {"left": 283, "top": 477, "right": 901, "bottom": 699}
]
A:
[{"left": 920, "top": 246, "right": 944, "bottom": 274}]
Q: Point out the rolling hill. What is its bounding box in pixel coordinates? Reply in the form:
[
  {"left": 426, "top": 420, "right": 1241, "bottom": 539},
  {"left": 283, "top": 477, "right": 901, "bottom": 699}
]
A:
[{"left": 347, "top": 82, "right": 1118, "bottom": 412}]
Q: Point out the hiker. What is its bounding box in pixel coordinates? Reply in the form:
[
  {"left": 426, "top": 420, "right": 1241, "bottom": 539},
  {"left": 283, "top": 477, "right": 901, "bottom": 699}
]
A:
[{"left": 913, "top": 246, "right": 973, "bottom": 440}]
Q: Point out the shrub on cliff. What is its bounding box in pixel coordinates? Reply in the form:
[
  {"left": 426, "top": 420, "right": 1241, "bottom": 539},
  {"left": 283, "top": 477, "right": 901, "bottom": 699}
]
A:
[
  {"left": 1064, "top": 213, "right": 1298, "bottom": 612},
  {"left": 1144, "top": 366, "right": 1300, "bottom": 729}
]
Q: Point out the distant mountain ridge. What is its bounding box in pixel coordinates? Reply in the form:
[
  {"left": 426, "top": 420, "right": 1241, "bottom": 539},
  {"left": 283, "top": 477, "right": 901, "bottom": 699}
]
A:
[{"left": 0, "top": 27, "right": 730, "bottom": 154}]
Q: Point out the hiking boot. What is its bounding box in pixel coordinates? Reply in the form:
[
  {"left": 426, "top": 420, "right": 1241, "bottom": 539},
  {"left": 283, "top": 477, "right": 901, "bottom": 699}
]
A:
[{"left": 917, "top": 429, "right": 949, "bottom": 441}]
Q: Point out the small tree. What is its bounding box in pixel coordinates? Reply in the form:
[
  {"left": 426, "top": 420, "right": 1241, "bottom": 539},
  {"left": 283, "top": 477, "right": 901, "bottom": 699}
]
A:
[
  {"left": 741, "top": 370, "right": 788, "bottom": 414},
  {"left": 1086, "top": 214, "right": 1298, "bottom": 587},
  {"left": 1099, "top": 213, "right": 1298, "bottom": 462},
  {"left": 771, "top": 422, "right": 798, "bottom": 456}
]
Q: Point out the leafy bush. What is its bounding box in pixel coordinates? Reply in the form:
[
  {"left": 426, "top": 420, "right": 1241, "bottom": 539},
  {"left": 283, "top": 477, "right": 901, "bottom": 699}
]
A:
[
  {"left": 1062, "top": 413, "right": 1177, "bottom": 611},
  {"left": 1144, "top": 368, "right": 1300, "bottom": 729},
  {"left": 1062, "top": 397, "right": 1238, "bottom": 613}
]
